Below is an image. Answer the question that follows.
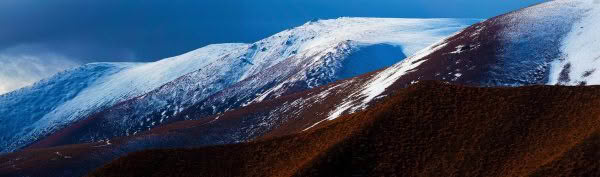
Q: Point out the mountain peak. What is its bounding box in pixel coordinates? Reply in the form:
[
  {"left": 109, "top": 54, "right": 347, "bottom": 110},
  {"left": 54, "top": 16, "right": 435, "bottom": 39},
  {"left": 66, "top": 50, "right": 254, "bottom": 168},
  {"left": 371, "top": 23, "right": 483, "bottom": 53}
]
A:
[{"left": 0, "top": 17, "right": 477, "bottom": 153}]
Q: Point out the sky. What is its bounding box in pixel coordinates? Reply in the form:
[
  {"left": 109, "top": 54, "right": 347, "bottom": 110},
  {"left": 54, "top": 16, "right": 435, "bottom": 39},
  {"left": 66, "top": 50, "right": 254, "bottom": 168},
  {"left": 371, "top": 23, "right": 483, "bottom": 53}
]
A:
[{"left": 0, "top": 0, "right": 546, "bottom": 94}]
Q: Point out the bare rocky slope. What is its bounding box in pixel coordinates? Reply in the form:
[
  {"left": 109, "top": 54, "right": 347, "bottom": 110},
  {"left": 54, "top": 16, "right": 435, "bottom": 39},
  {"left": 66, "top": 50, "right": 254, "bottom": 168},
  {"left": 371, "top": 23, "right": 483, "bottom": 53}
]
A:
[{"left": 87, "top": 81, "right": 600, "bottom": 177}]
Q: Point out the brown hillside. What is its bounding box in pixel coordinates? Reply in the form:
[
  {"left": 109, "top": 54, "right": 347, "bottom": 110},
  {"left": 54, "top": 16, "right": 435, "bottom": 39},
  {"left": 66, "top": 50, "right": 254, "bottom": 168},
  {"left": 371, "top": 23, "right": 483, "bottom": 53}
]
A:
[{"left": 87, "top": 81, "right": 600, "bottom": 177}]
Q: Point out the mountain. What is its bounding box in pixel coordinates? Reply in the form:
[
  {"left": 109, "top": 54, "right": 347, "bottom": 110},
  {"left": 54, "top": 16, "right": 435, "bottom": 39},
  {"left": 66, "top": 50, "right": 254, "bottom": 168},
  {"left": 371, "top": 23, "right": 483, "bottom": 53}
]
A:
[
  {"left": 0, "top": 43, "right": 253, "bottom": 153},
  {"left": 79, "top": 0, "right": 600, "bottom": 149},
  {"left": 0, "top": 63, "right": 138, "bottom": 152},
  {"left": 3, "top": 82, "right": 600, "bottom": 177},
  {"left": 59, "top": 0, "right": 600, "bottom": 154},
  {"left": 87, "top": 81, "right": 600, "bottom": 177},
  {"left": 0, "top": 18, "right": 477, "bottom": 153},
  {"left": 2, "top": 0, "right": 600, "bottom": 176}
]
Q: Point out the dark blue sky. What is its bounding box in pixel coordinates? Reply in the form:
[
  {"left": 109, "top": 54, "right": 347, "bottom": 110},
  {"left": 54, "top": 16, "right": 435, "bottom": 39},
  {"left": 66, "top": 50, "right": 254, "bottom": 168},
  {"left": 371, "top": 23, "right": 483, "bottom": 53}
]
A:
[
  {"left": 0, "top": 0, "right": 545, "bottom": 62},
  {"left": 0, "top": 0, "right": 545, "bottom": 94}
]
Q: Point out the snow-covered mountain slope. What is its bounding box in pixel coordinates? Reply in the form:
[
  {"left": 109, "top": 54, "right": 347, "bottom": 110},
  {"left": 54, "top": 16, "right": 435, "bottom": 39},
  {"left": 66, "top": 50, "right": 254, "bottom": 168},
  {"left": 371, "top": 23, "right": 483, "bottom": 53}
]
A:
[
  {"left": 100, "top": 0, "right": 600, "bottom": 144},
  {"left": 548, "top": 0, "right": 600, "bottom": 85},
  {"left": 72, "top": 0, "right": 600, "bottom": 147},
  {"left": 0, "top": 63, "right": 137, "bottom": 152},
  {"left": 1, "top": 18, "right": 478, "bottom": 153},
  {"left": 291, "top": 0, "right": 600, "bottom": 130},
  {"left": 26, "top": 0, "right": 600, "bottom": 153},
  {"left": 0, "top": 44, "right": 252, "bottom": 153}
]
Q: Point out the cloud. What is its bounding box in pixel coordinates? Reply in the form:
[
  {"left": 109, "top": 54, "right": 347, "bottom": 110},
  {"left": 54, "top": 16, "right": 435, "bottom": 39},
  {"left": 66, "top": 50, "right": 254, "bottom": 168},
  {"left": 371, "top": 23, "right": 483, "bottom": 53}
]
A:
[{"left": 0, "top": 46, "right": 79, "bottom": 95}]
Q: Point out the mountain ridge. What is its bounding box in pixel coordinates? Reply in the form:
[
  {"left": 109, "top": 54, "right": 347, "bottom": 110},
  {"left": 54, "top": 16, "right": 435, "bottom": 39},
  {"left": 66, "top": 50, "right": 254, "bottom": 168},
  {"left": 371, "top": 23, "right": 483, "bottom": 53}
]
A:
[
  {"left": 86, "top": 81, "right": 600, "bottom": 177},
  {"left": 0, "top": 18, "right": 478, "bottom": 153}
]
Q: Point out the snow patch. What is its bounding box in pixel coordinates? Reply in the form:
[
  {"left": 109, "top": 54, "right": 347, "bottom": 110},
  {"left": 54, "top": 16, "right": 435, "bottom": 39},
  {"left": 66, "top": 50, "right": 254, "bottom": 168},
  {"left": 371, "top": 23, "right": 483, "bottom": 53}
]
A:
[
  {"left": 450, "top": 45, "right": 465, "bottom": 54},
  {"left": 549, "top": 1, "right": 600, "bottom": 85}
]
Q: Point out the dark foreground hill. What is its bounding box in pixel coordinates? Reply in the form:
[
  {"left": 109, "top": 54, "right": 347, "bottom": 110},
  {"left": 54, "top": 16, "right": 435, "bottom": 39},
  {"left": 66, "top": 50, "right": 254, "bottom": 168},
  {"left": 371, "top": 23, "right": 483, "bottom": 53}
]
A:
[{"left": 87, "top": 81, "right": 600, "bottom": 177}]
